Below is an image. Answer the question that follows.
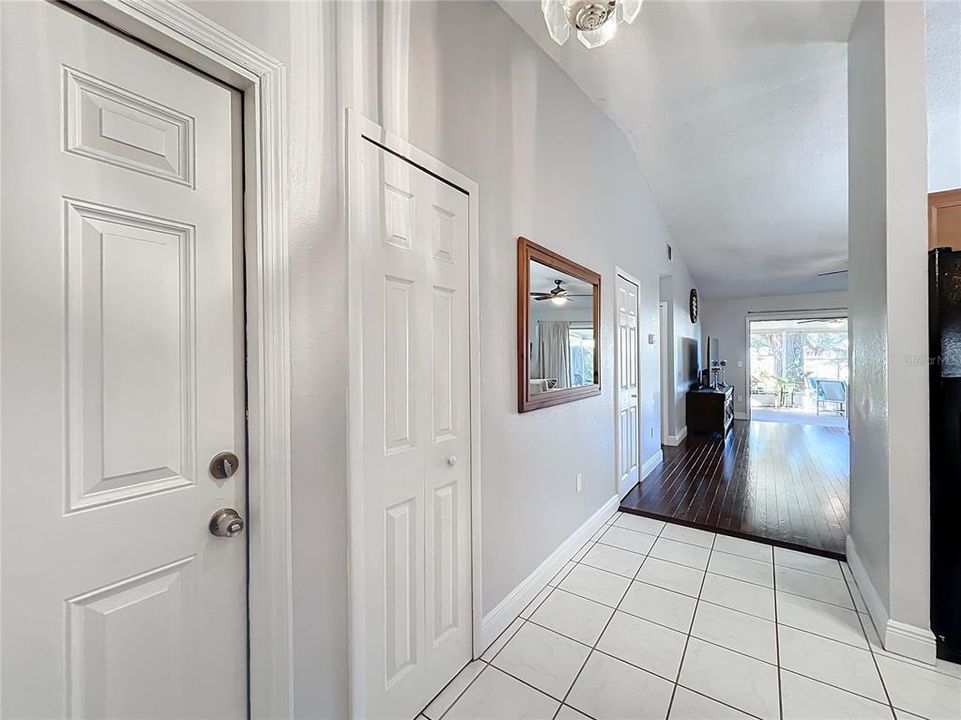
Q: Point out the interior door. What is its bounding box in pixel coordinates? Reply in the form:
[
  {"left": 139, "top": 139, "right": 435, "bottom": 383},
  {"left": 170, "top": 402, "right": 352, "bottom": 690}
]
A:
[
  {"left": 616, "top": 274, "right": 641, "bottom": 495},
  {"left": 1, "top": 4, "right": 247, "bottom": 717},
  {"left": 354, "top": 137, "right": 472, "bottom": 719}
]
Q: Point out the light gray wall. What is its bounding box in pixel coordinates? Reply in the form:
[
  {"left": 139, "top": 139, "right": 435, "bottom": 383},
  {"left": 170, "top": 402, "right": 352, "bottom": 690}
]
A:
[
  {"left": 657, "top": 274, "right": 700, "bottom": 437},
  {"left": 405, "top": 0, "right": 698, "bottom": 613},
  {"left": 927, "top": 0, "right": 961, "bottom": 192},
  {"left": 847, "top": 0, "right": 930, "bottom": 640},
  {"left": 183, "top": 1, "right": 697, "bottom": 716},
  {"left": 848, "top": 0, "right": 891, "bottom": 610},
  {"left": 881, "top": 0, "right": 930, "bottom": 635},
  {"left": 184, "top": 2, "right": 353, "bottom": 716},
  {"left": 700, "top": 292, "right": 848, "bottom": 416}
]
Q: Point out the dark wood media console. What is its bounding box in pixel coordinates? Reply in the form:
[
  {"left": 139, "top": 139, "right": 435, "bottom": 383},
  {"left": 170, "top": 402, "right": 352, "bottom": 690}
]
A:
[{"left": 686, "top": 385, "right": 735, "bottom": 435}]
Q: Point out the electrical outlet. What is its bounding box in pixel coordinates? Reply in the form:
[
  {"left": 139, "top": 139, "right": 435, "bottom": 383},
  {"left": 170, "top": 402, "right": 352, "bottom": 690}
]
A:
[
  {"left": 576, "top": 473, "right": 583, "bottom": 493},
  {"left": 737, "top": 360, "right": 743, "bottom": 368}
]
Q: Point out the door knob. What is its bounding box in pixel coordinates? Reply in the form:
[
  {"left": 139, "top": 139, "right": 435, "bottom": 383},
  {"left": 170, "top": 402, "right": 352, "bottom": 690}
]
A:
[
  {"left": 209, "top": 508, "right": 245, "bottom": 537},
  {"left": 447, "top": 456, "right": 457, "bottom": 467}
]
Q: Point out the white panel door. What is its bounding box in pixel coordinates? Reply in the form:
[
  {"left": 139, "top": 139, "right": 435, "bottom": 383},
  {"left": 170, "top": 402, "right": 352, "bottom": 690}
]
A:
[
  {"left": 1, "top": 4, "right": 246, "bottom": 718},
  {"left": 616, "top": 275, "right": 641, "bottom": 495},
  {"left": 356, "top": 138, "right": 472, "bottom": 719}
]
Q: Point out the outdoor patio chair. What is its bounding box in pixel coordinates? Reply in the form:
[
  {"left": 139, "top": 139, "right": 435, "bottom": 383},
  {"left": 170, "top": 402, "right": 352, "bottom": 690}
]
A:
[{"left": 815, "top": 379, "right": 847, "bottom": 416}]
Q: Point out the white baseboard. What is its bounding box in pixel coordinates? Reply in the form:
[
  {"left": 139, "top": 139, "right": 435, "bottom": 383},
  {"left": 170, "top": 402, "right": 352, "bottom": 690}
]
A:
[
  {"left": 641, "top": 450, "right": 663, "bottom": 480},
  {"left": 886, "top": 620, "right": 937, "bottom": 664},
  {"left": 846, "top": 535, "right": 890, "bottom": 634},
  {"left": 478, "top": 495, "right": 619, "bottom": 652},
  {"left": 664, "top": 426, "right": 687, "bottom": 447},
  {"left": 846, "top": 535, "right": 936, "bottom": 665}
]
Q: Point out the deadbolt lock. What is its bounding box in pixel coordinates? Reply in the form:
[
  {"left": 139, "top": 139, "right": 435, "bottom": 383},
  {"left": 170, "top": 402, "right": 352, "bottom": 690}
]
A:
[{"left": 209, "top": 451, "right": 240, "bottom": 479}]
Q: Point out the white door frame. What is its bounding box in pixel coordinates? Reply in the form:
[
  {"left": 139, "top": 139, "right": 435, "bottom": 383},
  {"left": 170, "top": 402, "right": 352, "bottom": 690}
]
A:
[
  {"left": 744, "top": 308, "right": 848, "bottom": 422},
  {"left": 614, "top": 268, "right": 642, "bottom": 498},
  {"left": 659, "top": 302, "right": 671, "bottom": 444},
  {"left": 53, "top": 2, "right": 294, "bottom": 717},
  {"left": 346, "top": 110, "right": 482, "bottom": 717}
]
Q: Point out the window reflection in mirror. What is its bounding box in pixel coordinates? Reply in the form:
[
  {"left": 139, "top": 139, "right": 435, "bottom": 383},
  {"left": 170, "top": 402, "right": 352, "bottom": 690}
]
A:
[
  {"left": 517, "top": 237, "right": 600, "bottom": 413},
  {"left": 527, "top": 260, "right": 595, "bottom": 396}
]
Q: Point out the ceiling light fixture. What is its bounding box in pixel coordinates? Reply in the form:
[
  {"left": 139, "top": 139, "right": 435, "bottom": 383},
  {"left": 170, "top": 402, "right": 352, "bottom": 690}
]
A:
[
  {"left": 551, "top": 295, "right": 570, "bottom": 306},
  {"left": 541, "top": 0, "right": 642, "bottom": 49}
]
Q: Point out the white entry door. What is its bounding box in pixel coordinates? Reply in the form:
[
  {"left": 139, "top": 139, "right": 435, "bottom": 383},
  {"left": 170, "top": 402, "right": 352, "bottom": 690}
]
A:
[
  {"left": 353, "top": 136, "right": 472, "bottom": 718},
  {"left": 1, "top": 4, "right": 247, "bottom": 718},
  {"left": 616, "top": 274, "right": 641, "bottom": 496}
]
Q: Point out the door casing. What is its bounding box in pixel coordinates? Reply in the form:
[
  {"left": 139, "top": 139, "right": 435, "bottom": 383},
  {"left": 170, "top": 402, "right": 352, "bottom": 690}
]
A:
[
  {"left": 614, "top": 268, "right": 643, "bottom": 498},
  {"left": 346, "top": 109, "right": 482, "bottom": 719},
  {"left": 51, "top": 2, "right": 295, "bottom": 717},
  {"left": 659, "top": 302, "right": 671, "bottom": 444}
]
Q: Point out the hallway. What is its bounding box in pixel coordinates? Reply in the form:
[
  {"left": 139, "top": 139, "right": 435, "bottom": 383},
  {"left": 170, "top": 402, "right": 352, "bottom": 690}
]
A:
[
  {"left": 419, "top": 512, "right": 961, "bottom": 720},
  {"left": 621, "top": 421, "right": 849, "bottom": 556}
]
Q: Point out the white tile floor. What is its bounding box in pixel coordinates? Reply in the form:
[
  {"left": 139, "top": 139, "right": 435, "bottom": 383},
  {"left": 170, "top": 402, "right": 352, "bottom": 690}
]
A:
[{"left": 417, "top": 511, "right": 961, "bottom": 720}]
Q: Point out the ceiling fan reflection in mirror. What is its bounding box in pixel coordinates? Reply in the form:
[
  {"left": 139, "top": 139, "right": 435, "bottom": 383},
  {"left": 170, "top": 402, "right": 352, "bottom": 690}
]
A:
[{"left": 531, "top": 279, "right": 592, "bottom": 306}]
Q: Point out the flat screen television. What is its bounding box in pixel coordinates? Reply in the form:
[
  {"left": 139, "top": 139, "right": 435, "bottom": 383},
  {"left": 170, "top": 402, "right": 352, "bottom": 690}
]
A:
[{"left": 706, "top": 336, "right": 720, "bottom": 367}]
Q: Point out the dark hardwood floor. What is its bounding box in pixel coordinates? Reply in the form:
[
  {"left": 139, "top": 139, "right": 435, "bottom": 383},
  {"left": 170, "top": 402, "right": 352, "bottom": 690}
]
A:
[{"left": 620, "top": 420, "right": 849, "bottom": 558}]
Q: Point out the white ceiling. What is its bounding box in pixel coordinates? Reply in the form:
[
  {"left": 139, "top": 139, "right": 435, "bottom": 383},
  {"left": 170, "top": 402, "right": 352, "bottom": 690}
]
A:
[
  {"left": 927, "top": 0, "right": 961, "bottom": 192},
  {"left": 499, "top": 0, "right": 861, "bottom": 299}
]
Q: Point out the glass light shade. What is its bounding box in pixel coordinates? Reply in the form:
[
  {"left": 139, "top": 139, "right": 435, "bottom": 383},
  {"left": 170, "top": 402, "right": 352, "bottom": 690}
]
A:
[
  {"left": 618, "top": 0, "right": 643, "bottom": 24},
  {"left": 577, "top": 16, "right": 617, "bottom": 48},
  {"left": 541, "top": 0, "right": 571, "bottom": 46},
  {"left": 551, "top": 296, "right": 570, "bottom": 306}
]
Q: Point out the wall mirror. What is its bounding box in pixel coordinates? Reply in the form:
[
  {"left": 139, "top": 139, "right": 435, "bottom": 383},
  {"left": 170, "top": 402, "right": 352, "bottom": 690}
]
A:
[{"left": 517, "top": 237, "right": 601, "bottom": 412}]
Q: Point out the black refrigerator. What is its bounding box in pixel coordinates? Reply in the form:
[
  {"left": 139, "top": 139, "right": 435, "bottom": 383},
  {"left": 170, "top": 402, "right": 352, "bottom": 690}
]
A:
[{"left": 929, "top": 247, "right": 961, "bottom": 662}]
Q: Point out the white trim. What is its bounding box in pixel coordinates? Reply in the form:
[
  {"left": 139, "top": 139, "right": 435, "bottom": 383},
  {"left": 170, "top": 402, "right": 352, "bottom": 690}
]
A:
[
  {"left": 614, "top": 267, "right": 643, "bottom": 499},
  {"left": 641, "top": 450, "right": 663, "bottom": 482},
  {"left": 60, "top": 2, "right": 292, "bottom": 717},
  {"left": 885, "top": 620, "right": 937, "bottom": 665},
  {"left": 659, "top": 301, "right": 670, "bottom": 444},
  {"left": 478, "top": 495, "right": 619, "bottom": 652},
  {"left": 744, "top": 314, "right": 752, "bottom": 422},
  {"left": 846, "top": 534, "right": 936, "bottom": 665},
  {"left": 846, "top": 534, "right": 890, "bottom": 634},
  {"left": 664, "top": 426, "right": 688, "bottom": 446},
  {"left": 346, "top": 110, "right": 482, "bottom": 717}
]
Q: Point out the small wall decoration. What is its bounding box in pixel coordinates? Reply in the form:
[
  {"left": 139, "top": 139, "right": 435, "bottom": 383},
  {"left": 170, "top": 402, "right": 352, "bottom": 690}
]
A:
[{"left": 690, "top": 288, "right": 699, "bottom": 323}]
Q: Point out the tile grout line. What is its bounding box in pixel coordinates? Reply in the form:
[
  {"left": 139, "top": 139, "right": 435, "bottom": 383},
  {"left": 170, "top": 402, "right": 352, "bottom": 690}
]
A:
[
  {"left": 560, "top": 529, "right": 888, "bottom": 694},
  {"left": 773, "top": 547, "right": 783, "bottom": 720},
  {"left": 706, "top": 562, "right": 856, "bottom": 612},
  {"left": 841, "top": 560, "right": 898, "bottom": 718},
  {"left": 432, "top": 522, "right": 608, "bottom": 720},
  {"left": 433, "top": 514, "right": 908, "bottom": 720},
  {"left": 664, "top": 529, "right": 717, "bottom": 719},
  {"left": 552, "top": 515, "right": 670, "bottom": 719},
  {"left": 543, "top": 588, "right": 923, "bottom": 709}
]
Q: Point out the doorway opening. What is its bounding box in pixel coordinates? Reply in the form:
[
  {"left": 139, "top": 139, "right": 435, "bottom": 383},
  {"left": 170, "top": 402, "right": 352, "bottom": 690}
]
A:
[{"left": 747, "top": 315, "right": 849, "bottom": 428}]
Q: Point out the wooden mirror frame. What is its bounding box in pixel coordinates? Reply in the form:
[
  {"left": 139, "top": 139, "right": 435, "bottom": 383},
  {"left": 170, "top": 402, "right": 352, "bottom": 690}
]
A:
[{"left": 517, "top": 237, "right": 602, "bottom": 413}]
